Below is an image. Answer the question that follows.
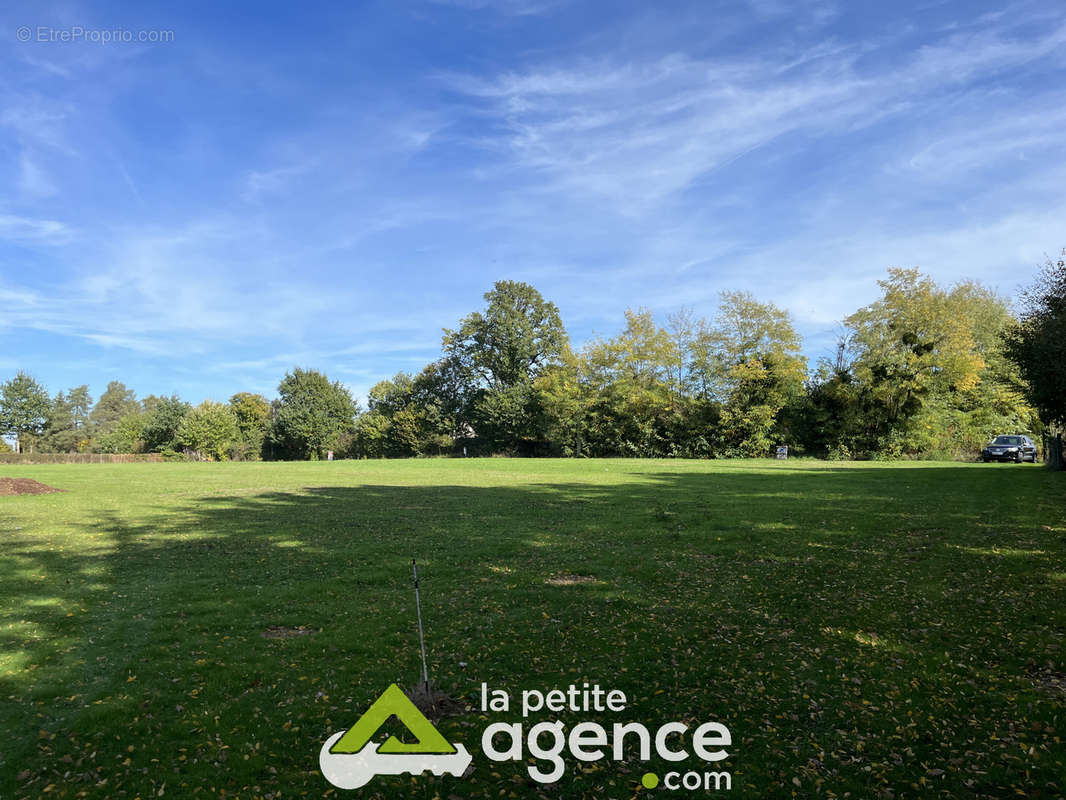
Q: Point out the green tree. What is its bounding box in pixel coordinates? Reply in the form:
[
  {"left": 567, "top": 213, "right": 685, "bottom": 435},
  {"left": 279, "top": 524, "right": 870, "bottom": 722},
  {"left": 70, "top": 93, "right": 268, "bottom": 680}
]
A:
[
  {"left": 366, "top": 373, "right": 416, "bottom": 417},
  {"left": 270, "top": 368, "right": 358, "bottom": 460},
  {"left": 800, "top": 270, "right": 1035, "bottom": 459},
  {"left": 534, "top": 349, "right": 587, "bottom": 456},
  {"left": 353, "top": 372, "right": 456, "bottom": 458},
  {"left": 442, "top": 281, "right": 569, "bottom": 453},
  {"left": 843, "top": 270, "right": 977, "bottom": 455},
  {"left": 1003, "top": 250, "right": 1066, "bottom": 431},
  {"left": 68, "top": 385, "right": 92, "bottom": 450},
  {"left": 95, "top": 411, "right": 146, "bottom": 454},
  {"left": 410, "top": 359, "right": 474, "bottom": 446},
  {"left": 366, "top": 374, "right": 426, "bottom": 457},
  {"left": 229, "top": 392, "right": 271, "bottom": 460},
  {"left": 692, "top": 292, "right": 806, "bottom": 457},
  {"left": 141, "top": 395, "right": 192, "bottom": 454},
  {"left": 0, "top": 372, "right": 52, "bottom": 453},
  {"left": 797, "top": 346, "right": 869, "bottom": 460},
  {"left": 178, "top": 401, "right": 239, "bottom": 461},
  {"left": 841, "top": 269, "right": 1026, "bottom": 458},
  {"left": 41, "top": 390, "right": 77, "bottom": 452},
  {"left": 471, "top": 383, "right": 541, "bottom": 454},
  {"left": 67, "top": 385, "right": 92, "bottom": 430},
  {"left": 443, "top": 280, "right": 569, "bottom": 390},
  {"left": 40, "top": 385, "right": 93, "bottom": 453},
  {"left": 353, "top": 410, "right": 392, "bottom": 458},
  {"left": 91, "top": 381, "right": 140, "bottom": 444},
  {"left": 577, "top": 309, "right": 680, "bottom": 456},
  {"left": 925, "top": 282, "right": 1038, "bottom": 458}
]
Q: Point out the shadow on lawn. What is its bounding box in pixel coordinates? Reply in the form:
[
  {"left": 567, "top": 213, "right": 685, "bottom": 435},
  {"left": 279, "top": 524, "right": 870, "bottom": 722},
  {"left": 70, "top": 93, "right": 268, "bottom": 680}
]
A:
[{"left": 2, "top": 463, "right": 1064, "bottom": 798}]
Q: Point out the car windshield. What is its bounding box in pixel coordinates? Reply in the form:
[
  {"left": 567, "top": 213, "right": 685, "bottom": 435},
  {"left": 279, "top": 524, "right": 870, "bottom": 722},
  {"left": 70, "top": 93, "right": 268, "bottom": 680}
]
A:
[{"left": 993, "top": 436, "right": 1022, "bottom": 445}]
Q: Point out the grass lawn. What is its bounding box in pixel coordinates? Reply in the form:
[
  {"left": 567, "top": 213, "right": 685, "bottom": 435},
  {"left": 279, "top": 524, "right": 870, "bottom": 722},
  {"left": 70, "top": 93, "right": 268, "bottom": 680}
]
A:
[{"left": 1, "top": 459, "right": 1064, "bottom": 799}]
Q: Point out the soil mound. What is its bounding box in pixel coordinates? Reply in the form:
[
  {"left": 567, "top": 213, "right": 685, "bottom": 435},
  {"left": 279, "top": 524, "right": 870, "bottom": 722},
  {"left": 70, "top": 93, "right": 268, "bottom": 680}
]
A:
[{"left": 0, "top": 477, "right": 63, "bottom": 496}]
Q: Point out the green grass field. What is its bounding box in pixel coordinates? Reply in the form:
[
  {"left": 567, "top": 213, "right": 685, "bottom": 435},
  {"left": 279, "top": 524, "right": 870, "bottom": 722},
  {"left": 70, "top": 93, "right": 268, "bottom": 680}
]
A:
[{"left": 2, "top": 459, "right": 1064, "bottom": 799}]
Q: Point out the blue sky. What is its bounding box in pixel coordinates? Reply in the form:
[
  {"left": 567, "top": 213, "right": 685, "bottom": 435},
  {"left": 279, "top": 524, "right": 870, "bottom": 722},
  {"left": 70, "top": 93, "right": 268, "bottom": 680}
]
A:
[{"left": 2, "top": 0, "right": 1064, "bottom": 406}]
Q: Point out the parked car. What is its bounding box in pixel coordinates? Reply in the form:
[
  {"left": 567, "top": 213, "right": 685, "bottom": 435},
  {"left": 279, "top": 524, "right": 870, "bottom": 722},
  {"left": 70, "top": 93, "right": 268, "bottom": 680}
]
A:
[{"left": 981, "top": 435, "right": 1038, "bottom": 463}]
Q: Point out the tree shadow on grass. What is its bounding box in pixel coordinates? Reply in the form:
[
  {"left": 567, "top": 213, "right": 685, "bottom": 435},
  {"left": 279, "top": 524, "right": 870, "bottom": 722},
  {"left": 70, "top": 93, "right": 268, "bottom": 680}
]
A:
[{"left": 1, "top": 463, "right": 1064, "bottom": 798}]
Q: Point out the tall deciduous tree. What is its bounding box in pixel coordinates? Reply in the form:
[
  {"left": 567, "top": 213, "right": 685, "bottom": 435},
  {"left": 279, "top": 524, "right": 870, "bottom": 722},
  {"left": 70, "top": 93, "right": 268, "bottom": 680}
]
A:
[
  {"left": 95, "top": 411, "right": 146, "bottom": 454},
  {"left": 694, "top": 292, "right": 806, "bottom": 456},
  {"left": 842, "top": 269, "right": 984, "bottom": 454},
  {"left": 355, "top": 372, "right": 454, "bottom": 458},
  {"left": 229, "top": 392, "right": 271, "bottom": 460},
  {"left": 0, "top": 372, "right": 52, "bottom": 453},
  {"left": 179, "top": 401, "right": 239, "bottom": 461},
  {"left": 443, "top": 280, "right": 568, "bottom": 453},
  {"left": 141, "top": 395, "right": 192, "bottom": 453},
  {"left": 1004, "top": 249, "right": 1066, "bottom": 431},
  {"left": 270, "top": 368, "right": 358, "bottom": 460},
  {"left": 443, "top": 280, "right": 569, "bottom": 390},
  {"left": 807, "top": 269, "right": 1035, "bottom": 459},
  {"left": 573, "top": 309, "right": 680, "bottom": 456}
]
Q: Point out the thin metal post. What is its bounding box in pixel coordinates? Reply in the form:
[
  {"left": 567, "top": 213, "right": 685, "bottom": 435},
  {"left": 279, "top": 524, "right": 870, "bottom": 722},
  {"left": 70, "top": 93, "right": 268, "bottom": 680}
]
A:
[{"left": 412, "top": 559, "right": 430, "bottom": 688}]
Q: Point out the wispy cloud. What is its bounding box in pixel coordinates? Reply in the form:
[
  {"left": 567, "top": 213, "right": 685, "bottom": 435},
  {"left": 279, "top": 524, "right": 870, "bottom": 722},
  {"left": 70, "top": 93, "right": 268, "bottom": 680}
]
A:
[
  {"left": 241, "top": 159, "right": 318, "bottom": 203},
  {"left": 425, "top": 0, "right": 567, "bottom": 16},
  {"left": 0, "top": 101, "right": 73, "bottom": 152},
  {"left": 17, "top": 154, "right": 57, "bottom": 197},
  {"left": 442, "top": 19, "right": 1066, "bottom": 214},
  {"left": 0, "top": 214, "right": 71, "bottom": 243},
  {"left": 1, "top": 1, "right": 1063, "bottom": 403}
]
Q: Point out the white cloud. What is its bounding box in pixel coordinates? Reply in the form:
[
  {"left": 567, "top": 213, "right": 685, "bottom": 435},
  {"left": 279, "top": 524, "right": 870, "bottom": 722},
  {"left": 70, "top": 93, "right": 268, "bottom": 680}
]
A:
[
  {"left": 0, "top": 102, "right": 72, "bottom": 152},
  {"left": 895, "top": 104, "right": 1066, "bottom": 180},
  {"left": 0, "top": 214, "right": 71, "bottom": 243},
  {"left": 2, "top": 1, "right": 1063, "bottom": 403},
  {"left": 241, "top": 159, "right": 318, "bottom": 203},
  {"left": 425, "top": 0, "right": 566, "bottom": 16},
  {"left": 443, "top": 21, "right": 1066, "bottom": 215},
  {"left": 17, "top": 154, "right": 57, "bottom": 197}
]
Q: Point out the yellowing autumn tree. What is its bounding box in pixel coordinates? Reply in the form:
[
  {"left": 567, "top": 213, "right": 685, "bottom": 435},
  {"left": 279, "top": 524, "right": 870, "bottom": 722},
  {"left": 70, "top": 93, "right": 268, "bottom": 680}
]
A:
[{"left": 842, "top": 268, "right": 1033, "bottom": 457}]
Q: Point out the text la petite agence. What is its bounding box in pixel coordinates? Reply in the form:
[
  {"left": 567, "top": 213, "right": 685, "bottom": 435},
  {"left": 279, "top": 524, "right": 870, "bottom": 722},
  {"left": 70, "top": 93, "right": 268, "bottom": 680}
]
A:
[{"left": 478, "top": 682, "right": 732, "bottom": 784}]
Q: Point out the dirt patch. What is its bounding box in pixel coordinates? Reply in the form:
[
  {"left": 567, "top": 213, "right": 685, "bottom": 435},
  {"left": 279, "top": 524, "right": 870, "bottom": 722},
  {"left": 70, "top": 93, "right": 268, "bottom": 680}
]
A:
[
  {"left": 1027, "top": 664, "right": 1066, "bottom": 699},
  {"left": 404, "top": 682, "right": 469, "bottom": 721},
  {"left": 545, "top": 573, "right": 600, "bottom": 586},
  {"left": 0, "top": 478, "right": 63, "bottom": 496},
  {"left": 261, "top": 625, "right": 316, "bottom": 639}
]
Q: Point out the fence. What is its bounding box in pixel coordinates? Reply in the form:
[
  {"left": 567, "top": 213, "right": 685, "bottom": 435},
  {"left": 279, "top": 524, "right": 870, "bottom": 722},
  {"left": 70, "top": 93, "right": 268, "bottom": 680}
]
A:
[{"left": 0, "top": 453, "right": 165, "bottom": 465}]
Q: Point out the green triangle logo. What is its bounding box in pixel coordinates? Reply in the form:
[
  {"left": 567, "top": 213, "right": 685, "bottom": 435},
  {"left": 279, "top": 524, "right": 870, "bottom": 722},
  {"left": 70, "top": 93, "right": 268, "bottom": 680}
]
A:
[{"left": 329, "top": 684, "right": 457, "bottom": 755}]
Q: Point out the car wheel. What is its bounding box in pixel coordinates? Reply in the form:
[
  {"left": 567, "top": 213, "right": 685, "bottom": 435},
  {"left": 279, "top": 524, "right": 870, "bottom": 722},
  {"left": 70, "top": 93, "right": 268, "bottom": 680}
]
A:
[
  {"left": 1015, "top": 451, "right": 1024, "bottom": 463},
  {"left": 982, "top": 457, "right": 990, "bottom": 463}
]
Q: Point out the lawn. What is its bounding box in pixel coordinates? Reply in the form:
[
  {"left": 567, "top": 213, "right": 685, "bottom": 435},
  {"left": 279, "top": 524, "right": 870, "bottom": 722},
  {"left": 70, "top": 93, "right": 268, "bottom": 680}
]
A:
[{"left": 1, "top": 459, "right": 1064, "bottom": 799}]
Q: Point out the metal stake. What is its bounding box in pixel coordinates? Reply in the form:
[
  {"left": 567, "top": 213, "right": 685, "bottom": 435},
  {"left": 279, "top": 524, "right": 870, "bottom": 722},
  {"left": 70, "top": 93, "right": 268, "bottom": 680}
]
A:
[{"left": 412, "top": 559, "right": 430, "bottom": 689}]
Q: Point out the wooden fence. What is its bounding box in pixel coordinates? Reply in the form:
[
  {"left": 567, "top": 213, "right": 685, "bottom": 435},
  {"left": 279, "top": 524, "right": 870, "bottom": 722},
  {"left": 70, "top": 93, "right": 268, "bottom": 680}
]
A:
[{"left": 0, "top": 453, "right": 165, "bottom": 465}]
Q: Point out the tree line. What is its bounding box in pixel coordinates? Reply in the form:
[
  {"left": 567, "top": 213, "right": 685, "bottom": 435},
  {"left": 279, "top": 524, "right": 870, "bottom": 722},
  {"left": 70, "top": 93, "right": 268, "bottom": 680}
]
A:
[
  {"left": 2, "top": 259, "right": 1063, "bottom": 462},
  {"left": 0, "top": 369, "right": 356, "bottom": 461}
]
